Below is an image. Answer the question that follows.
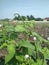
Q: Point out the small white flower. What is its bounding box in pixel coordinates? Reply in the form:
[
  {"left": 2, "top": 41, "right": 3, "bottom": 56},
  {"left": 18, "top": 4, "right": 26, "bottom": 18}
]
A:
[
  {"left": 0, "top": 24, "right": 2, "bottom": 27},
  {"left": 33, "top": 37, "right": 37, "bottom": 41},
  {"left": 47, "top": 37, "right": 49, "bottom": 40},
  {"left": 25, "top": 54, "right": 29, "bottom": 59}
]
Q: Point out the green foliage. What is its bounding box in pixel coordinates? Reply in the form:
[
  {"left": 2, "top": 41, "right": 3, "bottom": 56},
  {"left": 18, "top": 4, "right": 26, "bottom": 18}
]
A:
[
  {"left": 32, "top": 32, "right": 48, "bottom": 43},
  {"left": 18, "top": 40, "right": 35, "bottom": 50},
  {"left": 0, "top": 20, "right": 49, "bottom": 65},
  {"left": 5, "top": 41, "right": 15, "bottom": 64},
  {"left": 41, "top": 47, "right": 49, "bottom": 60},
  {"left": 13, "top": 13, "right": 43, "bottom": 21},
  {"left": 4, "top": 25, "right": 14, "bottom": 32},
  {"left": 0, "top": 40, "right": 15, "bottom": 64},
  {"left": 15, "top": 24, "right": 26, "bottom": 32}
]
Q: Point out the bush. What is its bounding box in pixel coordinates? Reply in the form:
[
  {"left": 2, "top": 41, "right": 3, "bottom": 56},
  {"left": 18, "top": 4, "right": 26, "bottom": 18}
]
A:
[{"left": 0, "top": 20, "right": 49, "bottom": 65}]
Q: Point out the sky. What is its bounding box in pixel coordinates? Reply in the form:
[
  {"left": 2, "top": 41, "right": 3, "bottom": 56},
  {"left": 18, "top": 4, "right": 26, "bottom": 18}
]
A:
[{"left": 0, "top": 0, "right": 49, "bottom": 19}]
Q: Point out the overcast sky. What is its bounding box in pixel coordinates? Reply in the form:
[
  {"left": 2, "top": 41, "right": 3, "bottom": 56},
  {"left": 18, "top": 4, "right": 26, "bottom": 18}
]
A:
[{"left": 0, "top": 0, "right": 49, "bottom": 19}]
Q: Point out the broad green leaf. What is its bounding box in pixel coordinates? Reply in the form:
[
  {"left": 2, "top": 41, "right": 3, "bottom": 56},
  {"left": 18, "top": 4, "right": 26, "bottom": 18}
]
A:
[
  {"left": 15, "top": 55, "right": 24, "bottom": 62},
  {"left": 5, "top": 25, "right": 14, "bottom": 32},
  {"left": 25, "top": 20, "right": 35, "bottom": 28},
  {"left": 0, "top": 43, "right": 8, "bottom": 49},
  {"left": 18, "top": 40, "right": 35, "bottom": 50},
  {"left": 28, "top": 48, "right": 33, "bottom": 55},
  {"left": 15, "top": 25, "right": 26, "bottom": 32},
  {"left": 5, "top": 43, "right": 15, "bottom": 64}
]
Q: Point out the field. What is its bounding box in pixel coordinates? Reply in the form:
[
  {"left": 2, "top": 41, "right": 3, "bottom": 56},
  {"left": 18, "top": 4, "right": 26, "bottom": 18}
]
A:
[
  {"left": 34, "top": 21, "right": 49, "bottom": 38},
  {"left": 0, "top": 20, "right": 49, "bottom": 65}
]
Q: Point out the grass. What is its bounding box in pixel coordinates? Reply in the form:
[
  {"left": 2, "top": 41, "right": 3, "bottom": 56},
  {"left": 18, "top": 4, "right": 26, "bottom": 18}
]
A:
[
  {"left": 0, "top": 20, "right": 49, "bottom": 28},
  {"left": 35, "top": 21, "right": 49, "bottom": 28}
]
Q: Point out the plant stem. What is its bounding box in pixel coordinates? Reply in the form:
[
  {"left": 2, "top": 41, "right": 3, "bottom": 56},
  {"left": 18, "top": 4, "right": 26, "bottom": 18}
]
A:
[{"left": 34, "top": 41, "right": 38, "bottom": 60}]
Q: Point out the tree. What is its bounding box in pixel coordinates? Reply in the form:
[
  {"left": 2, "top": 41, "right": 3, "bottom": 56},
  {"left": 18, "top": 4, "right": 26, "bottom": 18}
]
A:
[
  {"left": 21, "top": 16, "right": 26, "bottom": 21},
  {"left": 13, "top": 13, "right": 21, "bottom": 20},
  {"left": 2, "top": 18, "right": 9, "bottom": 21},
  {"left": 30, "top": 15, "right": 35, "bottom": 20},
  {"left": 35, "top": 18, "right": 43, "bottom": 21},
  {"left": 26, "top": 15, "right": 30, "bottom": 21}
]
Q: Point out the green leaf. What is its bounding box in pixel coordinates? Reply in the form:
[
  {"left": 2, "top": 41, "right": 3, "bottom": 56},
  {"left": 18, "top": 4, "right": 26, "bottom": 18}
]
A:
[
  {"left": 36, "top": 59, "right": 43, "bottom": 65},
  {"left": 15, "top": 55, "right": 24, "bottom": 62},
  {"left": 15, "top": 25, "right": 26, "bottom": 32},
  {"left": 32, "top": 59, "right": 43, "bottom": 65},
  {"left": 36, "top": 41, "right": 42, "bottom": 52},
  {"left": 5, "top": 25, "right": 14, "bottom": 32},
  {"left": 0, "top": 43, "right": 8, "bottom": 49},
  {"left": 42, "top": 47, "right": 49, "bottom": 60},
  {"left": 28, "top": 20, "right": 35, "bottom": 27},
  {"left": 43, "top": 60, "right": 47, "bottom": 65},
  {"left": 22, "top": 63, "right": 25, "bottom": 65},
  {"left": 28, "top": 48, "right": 33, "bottom": 55},
  {"left": 18, "top": 40, "right": 35, "bottom": 50},
  {"left": 5, "top": 43, "right": 15, "bottom": 64}
]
